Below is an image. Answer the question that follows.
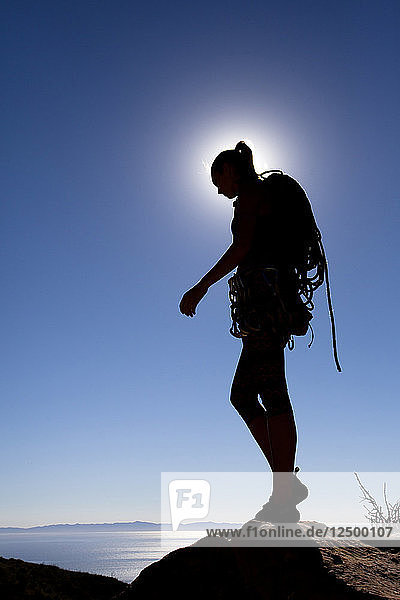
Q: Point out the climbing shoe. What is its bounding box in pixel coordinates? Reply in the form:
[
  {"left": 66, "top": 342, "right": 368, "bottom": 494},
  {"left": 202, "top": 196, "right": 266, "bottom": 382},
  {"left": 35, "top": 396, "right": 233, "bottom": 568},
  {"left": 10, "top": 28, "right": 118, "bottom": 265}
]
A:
[{"left": 253, "top": 498, "right": 301, "bottom": 523}]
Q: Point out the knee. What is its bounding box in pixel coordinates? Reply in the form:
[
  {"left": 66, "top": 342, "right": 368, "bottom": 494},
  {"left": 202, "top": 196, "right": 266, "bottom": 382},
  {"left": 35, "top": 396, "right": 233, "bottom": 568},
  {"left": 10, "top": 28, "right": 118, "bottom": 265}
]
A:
[{"left": 230, "top": 382, "right": 265, "bottom": 424}]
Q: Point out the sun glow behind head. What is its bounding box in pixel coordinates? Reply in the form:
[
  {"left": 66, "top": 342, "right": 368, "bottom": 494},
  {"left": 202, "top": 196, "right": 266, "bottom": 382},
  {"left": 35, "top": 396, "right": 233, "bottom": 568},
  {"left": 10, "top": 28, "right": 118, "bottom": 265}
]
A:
[
  {"left": 173, "top": 110, "right": 304, "bottom": 231},
  {"left": 182, "top": 129, "right": 285, "bottom": 221},
  {"left": 196, "top": 132, "right": 283, "bottom": 187}
]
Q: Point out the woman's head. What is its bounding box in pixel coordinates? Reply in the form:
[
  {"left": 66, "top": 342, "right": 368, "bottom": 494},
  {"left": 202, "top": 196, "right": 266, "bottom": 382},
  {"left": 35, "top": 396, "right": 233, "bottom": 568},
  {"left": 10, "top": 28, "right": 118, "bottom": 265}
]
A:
[{"left": 211, "top": 141, "right": 258, "bottom": 198}]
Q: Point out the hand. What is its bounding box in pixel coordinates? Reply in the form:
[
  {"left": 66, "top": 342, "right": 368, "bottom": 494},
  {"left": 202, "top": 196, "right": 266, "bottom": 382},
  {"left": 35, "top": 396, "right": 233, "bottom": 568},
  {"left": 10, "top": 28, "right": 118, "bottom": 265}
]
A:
[{"left": 179, "top": 282, "right": 208, "bottom": 317}]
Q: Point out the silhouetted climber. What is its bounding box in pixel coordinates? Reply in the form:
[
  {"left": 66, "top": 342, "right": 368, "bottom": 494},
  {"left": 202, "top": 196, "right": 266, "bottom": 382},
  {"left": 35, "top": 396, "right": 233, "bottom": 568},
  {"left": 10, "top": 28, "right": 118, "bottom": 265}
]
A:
[{"left": 179, "top": 141, "right": 341, "bottom": 523}]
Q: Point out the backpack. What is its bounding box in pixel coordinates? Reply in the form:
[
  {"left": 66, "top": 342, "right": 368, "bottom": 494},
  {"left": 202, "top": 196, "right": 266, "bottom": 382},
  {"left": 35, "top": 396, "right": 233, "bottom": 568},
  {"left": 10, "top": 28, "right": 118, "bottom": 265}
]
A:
[
  {"left": 260, "top": 170, "right": 342, "bottom": 372},
  {"left": 228, "top": 170, "right": 341, "bottom": 372}
]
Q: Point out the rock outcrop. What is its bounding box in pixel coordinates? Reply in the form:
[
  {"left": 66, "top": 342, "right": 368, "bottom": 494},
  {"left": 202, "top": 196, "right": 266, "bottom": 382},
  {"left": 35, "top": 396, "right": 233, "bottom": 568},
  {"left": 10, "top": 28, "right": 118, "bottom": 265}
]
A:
[{"left": 114, "top": 520, "right": 400, "bottom": 600}]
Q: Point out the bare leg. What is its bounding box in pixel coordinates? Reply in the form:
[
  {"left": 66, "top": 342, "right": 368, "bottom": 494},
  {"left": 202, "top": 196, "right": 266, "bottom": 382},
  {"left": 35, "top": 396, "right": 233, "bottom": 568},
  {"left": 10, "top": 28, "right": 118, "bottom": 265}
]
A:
[
  {"left": 246, "top": 411, "right": 274, "bottom": 469},
  {"left": 267, "top": 409, "right": 297, "bottom": 473},
  {"left": 246, "top": 408, "right": 297, "bottom": 501},
  {"left": 267, "top": 410, "right": 298, "bottom": 503},
  {"left": 230, "top": 333, "right": 299, "bottom": 503}
]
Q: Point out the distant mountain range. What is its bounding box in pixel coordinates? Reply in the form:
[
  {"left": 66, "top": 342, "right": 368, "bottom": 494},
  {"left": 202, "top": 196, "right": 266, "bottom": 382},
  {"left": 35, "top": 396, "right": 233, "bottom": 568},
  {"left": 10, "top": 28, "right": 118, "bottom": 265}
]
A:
[{"left": 0, "top": 520, "right": 244, "bottom": 533}]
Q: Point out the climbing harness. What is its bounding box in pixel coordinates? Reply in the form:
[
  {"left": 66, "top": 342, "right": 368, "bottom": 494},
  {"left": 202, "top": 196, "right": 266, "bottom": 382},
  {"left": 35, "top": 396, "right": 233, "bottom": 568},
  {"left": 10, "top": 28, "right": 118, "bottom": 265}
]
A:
[{"left": 228, "top": 266, "right": 313, "bottom": 351}]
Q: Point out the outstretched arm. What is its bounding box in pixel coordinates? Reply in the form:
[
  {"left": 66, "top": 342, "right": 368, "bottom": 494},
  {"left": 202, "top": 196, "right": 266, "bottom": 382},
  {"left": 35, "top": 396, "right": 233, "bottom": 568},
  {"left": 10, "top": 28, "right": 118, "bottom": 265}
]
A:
[{"left": 179, "top": 189, "right": 258, "bottom": 317}]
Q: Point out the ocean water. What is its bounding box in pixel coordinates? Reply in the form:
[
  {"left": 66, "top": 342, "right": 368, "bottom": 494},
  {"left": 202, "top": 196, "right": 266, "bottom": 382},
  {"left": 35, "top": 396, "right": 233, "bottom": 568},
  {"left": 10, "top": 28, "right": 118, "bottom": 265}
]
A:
[{"left": 0, "top": 531, "right": 202, "bottom": 583}]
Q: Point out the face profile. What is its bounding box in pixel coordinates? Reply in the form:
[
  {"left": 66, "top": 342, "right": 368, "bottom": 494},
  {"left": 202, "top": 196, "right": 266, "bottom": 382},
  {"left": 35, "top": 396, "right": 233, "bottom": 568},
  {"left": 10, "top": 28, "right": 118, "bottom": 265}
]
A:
[{"left": 211, "top": 162, "right": 239, "bottom": 199}]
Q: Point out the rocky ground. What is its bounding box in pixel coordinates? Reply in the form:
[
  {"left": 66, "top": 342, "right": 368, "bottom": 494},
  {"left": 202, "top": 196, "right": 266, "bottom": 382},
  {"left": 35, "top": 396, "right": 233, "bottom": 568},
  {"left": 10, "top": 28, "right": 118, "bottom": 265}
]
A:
[
  {"left": 115, "top": 520, "right": 400, "bottom": 600},
  {"left": 0, "top": 556, "right": 128, "bottom": 600}
]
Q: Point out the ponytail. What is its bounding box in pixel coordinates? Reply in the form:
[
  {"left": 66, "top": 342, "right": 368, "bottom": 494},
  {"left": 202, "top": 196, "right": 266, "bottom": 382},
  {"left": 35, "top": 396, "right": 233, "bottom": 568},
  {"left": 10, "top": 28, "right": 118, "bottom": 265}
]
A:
[
  {"left": 211, "top": 140, "right": 258, "bottom": 181},
  {"left": 234, "top": 140, "right": 255, "bottom": 176}
]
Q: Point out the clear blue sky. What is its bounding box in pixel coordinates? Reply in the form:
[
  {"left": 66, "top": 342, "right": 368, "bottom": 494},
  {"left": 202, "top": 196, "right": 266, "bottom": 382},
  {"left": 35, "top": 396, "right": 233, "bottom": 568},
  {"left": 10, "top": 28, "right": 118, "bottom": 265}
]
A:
[{"left": 1, "top": 0, "right": 399, "bottom": 527}]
